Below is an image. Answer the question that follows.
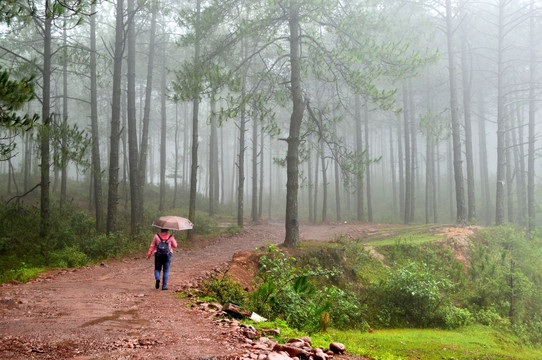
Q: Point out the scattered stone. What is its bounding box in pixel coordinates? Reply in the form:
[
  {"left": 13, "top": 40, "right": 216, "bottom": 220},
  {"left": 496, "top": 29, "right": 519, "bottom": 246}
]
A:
[{"left": 329, "top": 342, "right": 346, "bottom": 354}]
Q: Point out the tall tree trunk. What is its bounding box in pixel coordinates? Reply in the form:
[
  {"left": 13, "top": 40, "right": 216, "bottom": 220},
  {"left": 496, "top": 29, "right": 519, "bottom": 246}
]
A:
[
  {"left": 60, "top": 23, "right": 68, "bottom": 210},
  {"left": 445, "top": 0, "right": 466, "bottom": 224},
  {"left": 355, "top": 94, "right": 364, "bottom": 221},
  {"left": 512, "top": 101, "right": 526, "bottom": 225},
  {"left": 495, "top": 1, "right": 506, "bottom": 225},
  {"left": 283, "top": 1, "right": 304, "bottom": 247},
  {"left": 460, "top": 3, "right": 476, "bottom": 223},
  {"left": 320, "top": 139, "right": 327, "bottom": 223},
  {"left": 187, "top": 0, "right": 201, "bottom": 242},
  {"left": 40, "top": 2, "right": 52, "bottom": 239},
  {"left": 477, "top": 92, "right": 491, "bottom": 225},
  {"left": 527, "top": 0, "right": 536, "bottom": 235},
  {"left": 408, "top": 80, "right": 417, "bottom": 222},
  {"left": 209, "top": 96, "right": 218, "bottom": 216},
  {"left": 402, "top": 84, "right": 411, "bottom": 224},
  {"left": 364, "top": 99, "right": 373, "bottom": 222},
  {"left": 390, "top": 124, "right": 397, "bottom": 218},
  {"left": 308, "top": 149, "right": 314, "bottom": 223},
  {"left": 505, "top": 126, "right": 514, "bottom": 223},
  {"left": 258, "top": 129, "right": 264, "bottom": 218},
  {"left": 106, "top": 0, "right": 124, "bottom": 234},
  {"left": 251, "top": 118, "right": 258, "bottom": 221},
  {"left": 139, "top": 7, "right": 158, "bottom": 216},
  {"left": 237, "top": 51, "right": 247, "bottom": 227},
  {"left": 172, "top": 104, "right": 179, "bottom": 208},
  {"left": 90, "top": 2, "right": 103, "bottom": 231},
  {"left": 126, "top": 0, "right": 140, "bottom": 235},
  {"left": 397, "top": 116, "right": 405, "bottom": 221},
  {"left": 159, "top": 37, "right": 167, "bottom": 213}
]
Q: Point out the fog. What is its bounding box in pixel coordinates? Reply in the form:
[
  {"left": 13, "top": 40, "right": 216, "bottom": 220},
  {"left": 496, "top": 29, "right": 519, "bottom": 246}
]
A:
[{"left": 1, "top": 0, "right": 540, "bottom": 234}]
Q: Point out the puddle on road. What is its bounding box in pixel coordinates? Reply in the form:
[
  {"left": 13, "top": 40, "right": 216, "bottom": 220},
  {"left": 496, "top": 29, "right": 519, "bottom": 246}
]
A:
[{"left": 81, "top": 309, "right": 149, "bottom": 328}]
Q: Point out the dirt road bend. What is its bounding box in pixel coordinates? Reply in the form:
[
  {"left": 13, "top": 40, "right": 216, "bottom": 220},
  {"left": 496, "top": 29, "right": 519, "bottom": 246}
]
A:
[{"left": 0, "top": 222, "right": 388, "bottom": 359}]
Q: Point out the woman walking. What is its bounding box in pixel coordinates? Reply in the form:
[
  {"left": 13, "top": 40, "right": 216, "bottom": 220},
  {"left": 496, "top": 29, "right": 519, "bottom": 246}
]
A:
[{"left": 147, "top": 228, "right": 177, "bottom": 290}]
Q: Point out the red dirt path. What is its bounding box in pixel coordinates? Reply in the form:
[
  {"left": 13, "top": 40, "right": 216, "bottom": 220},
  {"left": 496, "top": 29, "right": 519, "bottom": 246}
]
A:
[{"left": 0, "top": 221, "right": 442, "bottom": 359}]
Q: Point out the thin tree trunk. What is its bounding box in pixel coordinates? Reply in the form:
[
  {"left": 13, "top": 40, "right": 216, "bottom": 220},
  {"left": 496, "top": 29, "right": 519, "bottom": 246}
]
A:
[
  {"left": 106, "top": 0, "right": 124, "bottom": 234},
  {"left": 308, "top": 149, "right": 314, "bottom": 223},
  {"left": 364, "top": 99, "right": 372, "bottom": 222},
  {"left": 258, "top": 128, "right": 264, "bottom": 218},
  {"left": 355, "top": 94, "right": 364, "bottom": 221},
  {"left": 251, "top": 117, "right": 258, "bottom": 221},
  {"left": 90, "top": 2, "right": 103, "bottom": 231},
  {"left": 173, "top": 103, "right": 179, "bottom": 209},
  {"left": 495, "top": 1, "right": 506, "bottom": 225},
  {"left": 187, "top": 0, "right": 201, "bottom": 242},
  {"left": 237, "top": 49, "right": 247, "bottom": 227},
  {"left": 445, "top": 0, "right": 466, "bottom": 224},
  {"left": 528, "top": 0, "right": 536, "bottom": 235},
  {"left": 408, "top": 80, "right": 417, "bottom": 222},
  {"left": 320, "top": 139, "right": 327, "bottom": 223},
  {"left": 209, "top": 96, "right": 218, "bottom": 216},
  {"left": 403, "top": 84, "right": 411, "bottom": 224},
  {"left": 477, "top": 92, "right": 491, "bottom": 225},
  {"left": 40, "top": 3, "right": 52, "bottom": 239},
  {"left": 60, "top": 24, "right": 68, "bottom": 210},
  {"left": 283, "top": 0, "right": 304, "bottom": 247},
  {"left": 139, "top": 7, "right": 158, "bottom": 216},
  {"left": 461, "top": 3, "right": 476, "bottom": 223},
  {"left": 397, "top": 116, "right": 404, "bottom": 221},
  {"left": 159, "top": 38, "right": 167, "bottom": 213},
  {"left": 390, "top": 124, "right": 397, "bottom": 218},
  {"left": 505, "top": 126, "right": 514, "bottom": 223}
]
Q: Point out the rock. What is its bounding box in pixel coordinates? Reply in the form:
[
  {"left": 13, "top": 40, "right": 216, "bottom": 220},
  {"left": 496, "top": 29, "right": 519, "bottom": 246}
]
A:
[
  {"left": 299, "top": 336, "right": 312, "bottom": 345},
  {"left": 329, "top": 342, "right": 346, "bottom": 354},
  {"left": 266, "top": 352, "right": 292, "bottom": 360},
  {"left": 272, "top": 344, "right": 310, "bottom": 358},
  {"left": 312, "top": 348, "right": 328, "bottom": 360}
]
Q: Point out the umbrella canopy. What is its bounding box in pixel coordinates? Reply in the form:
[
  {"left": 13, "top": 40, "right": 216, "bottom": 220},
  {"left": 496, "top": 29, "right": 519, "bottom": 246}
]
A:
[{"left": 152, "top": 216, "right": 193, "bottom": 230}]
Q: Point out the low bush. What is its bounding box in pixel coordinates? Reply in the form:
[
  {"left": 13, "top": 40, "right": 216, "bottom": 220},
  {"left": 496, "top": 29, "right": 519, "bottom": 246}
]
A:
[{"left": 200, "top": 273, "right": 248, "bottom": 306}]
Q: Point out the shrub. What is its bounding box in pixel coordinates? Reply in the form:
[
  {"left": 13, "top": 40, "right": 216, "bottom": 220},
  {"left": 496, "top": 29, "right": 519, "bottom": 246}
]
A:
[
  {"left": 375, "top": 261, "right": 452, "bottom": 328},
  {"left": 48, "top": 247, "right": 90, "bottom": 268},
  {"left": 201, "top": 273, "right": 248, "bottom": 306}
]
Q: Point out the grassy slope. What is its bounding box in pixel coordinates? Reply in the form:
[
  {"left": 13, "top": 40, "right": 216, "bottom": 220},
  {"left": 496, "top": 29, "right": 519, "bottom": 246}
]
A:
[
  {"left": 315, "top": 326, "right": 542, "bottom": 360},
  {"left": 279, "top": 225, "right": 542, "bottom": 359}
]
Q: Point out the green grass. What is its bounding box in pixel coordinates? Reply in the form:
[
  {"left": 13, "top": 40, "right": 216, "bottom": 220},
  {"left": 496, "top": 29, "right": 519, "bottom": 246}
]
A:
[
  {"left": 254, "top": 320, "right": 542, "bottom": 359},
  {"left": 365, "top": 231, "right": 441, "bottom": 246},
  {"left": 306, "top": 325, "right": 542, "bottom": 360}
]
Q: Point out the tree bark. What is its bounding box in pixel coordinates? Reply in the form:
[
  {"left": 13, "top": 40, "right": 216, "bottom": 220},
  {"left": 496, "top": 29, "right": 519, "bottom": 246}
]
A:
[
  {"left": 60, "top": 23, "right": 68, "bottom": 210},
  {"left": 402, "top": 84, "right": 411, "bottom": 224},
  {"left": 528, "top": 0, "right": 536, "bottom": 235},
  {"left": 40, "top": 2, "right": 52, "bottom": 239},
  {"left": 355, "top": 94, "right": 364, "bottom": 221},
  {"left": 251, "top": 117, "right": 258, "bottom": 221},
  {"left": 320, "top": 139, "right": 327, "bottom": 223},
  {"left": 187, "top": 0, "right": 201, "bottom": 242},
  {"left": 460, "top": 3, "right": 476, "bottom": 223},
  {"left": 90, "top": 2, "right": 104, "bottom": 231},
  {"left": 126, "top": 0, "right": 141, "bottom": 235},
  {"left": 495, "top": 1, "right": 506, "bottom": 225},
  {"left": 159, "top": 36, "right": 167, "bottom": 213},
  {"left": 364, "top": 98, "right": 373, "bottom": 222},
  {"left": 283, "top": 1, "right": 304, "bottom": 247},
  {"left": 139, "top": 7, "right": 158, "bottom": 214},
  {"left": 445, "top": 0, "right": 466, "bottom": 224},
  {"left": 106, "top": 0, "right": 125, "bottom": 234}
]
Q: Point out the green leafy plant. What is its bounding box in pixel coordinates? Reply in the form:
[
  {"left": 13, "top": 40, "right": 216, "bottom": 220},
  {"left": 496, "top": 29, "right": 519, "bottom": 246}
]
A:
[{"left": 201, "top": 272, "right": 248, "bottom": 306}]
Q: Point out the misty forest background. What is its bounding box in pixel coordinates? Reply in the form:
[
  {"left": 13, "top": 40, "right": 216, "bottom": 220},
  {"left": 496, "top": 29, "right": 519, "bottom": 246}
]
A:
[
  {"left": 2, "top": 0, "right": 542, "bottom": 307},
  {"left": 6, "top": 0, "right": 542, "bottom": 352}
]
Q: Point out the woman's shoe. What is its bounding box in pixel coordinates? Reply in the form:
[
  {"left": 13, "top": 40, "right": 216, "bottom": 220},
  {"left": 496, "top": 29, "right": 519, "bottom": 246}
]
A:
[{"left": 155, "top": 280, "right": 160, "bottom": 289}]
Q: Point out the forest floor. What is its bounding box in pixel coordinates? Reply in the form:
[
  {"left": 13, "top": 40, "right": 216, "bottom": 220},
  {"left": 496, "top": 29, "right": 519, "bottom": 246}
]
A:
[{"left": 0, "top": 221, "right": 474, "bottom": 360}]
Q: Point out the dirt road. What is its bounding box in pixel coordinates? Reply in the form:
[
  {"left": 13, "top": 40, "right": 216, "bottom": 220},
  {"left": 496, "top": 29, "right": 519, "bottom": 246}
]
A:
[{"left": 0, "top": 222, "right": 391, "bottom": 359}]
